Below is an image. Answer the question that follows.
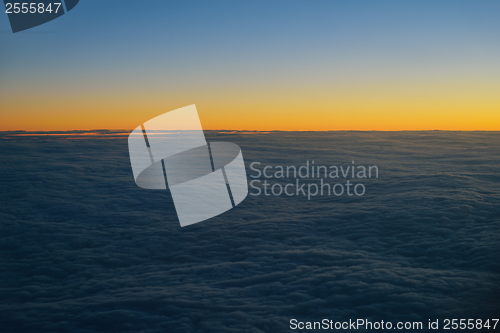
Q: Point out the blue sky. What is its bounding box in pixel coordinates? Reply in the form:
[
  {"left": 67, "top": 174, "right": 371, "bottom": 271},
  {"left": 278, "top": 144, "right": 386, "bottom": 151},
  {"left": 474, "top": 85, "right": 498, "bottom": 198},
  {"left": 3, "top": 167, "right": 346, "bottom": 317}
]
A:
[{"left": 1, "top": 0, "right": 499, "bottom": 130}]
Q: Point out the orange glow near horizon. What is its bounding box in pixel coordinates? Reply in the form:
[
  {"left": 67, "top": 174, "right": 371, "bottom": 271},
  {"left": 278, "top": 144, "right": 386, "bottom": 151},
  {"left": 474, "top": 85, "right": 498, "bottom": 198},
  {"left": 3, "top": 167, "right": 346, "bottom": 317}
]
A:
[{"left": 1, "top": 79, "right": 499, "bottom": 131}]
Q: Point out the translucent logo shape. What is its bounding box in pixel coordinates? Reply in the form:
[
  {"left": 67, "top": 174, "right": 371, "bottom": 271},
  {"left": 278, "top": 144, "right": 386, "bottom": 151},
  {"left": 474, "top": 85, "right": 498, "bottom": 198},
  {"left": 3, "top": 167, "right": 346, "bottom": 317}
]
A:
[{"left": 128, "top": 105, "right": 248, "bottom": 227}]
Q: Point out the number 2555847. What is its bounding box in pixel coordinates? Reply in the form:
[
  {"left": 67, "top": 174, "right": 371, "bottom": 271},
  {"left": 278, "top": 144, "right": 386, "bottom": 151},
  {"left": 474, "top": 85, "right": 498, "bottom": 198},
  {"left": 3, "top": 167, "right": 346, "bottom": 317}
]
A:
[{"left": 5, "top": 3, "right": 62, "bottom": 14}]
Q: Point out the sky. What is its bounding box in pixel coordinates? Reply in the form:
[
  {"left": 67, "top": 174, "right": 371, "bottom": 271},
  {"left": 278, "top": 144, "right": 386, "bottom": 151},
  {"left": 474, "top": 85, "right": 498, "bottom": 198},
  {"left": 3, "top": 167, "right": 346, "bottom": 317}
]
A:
[{"left": 1, "top": 0, "right": 499, "bottom": 131}]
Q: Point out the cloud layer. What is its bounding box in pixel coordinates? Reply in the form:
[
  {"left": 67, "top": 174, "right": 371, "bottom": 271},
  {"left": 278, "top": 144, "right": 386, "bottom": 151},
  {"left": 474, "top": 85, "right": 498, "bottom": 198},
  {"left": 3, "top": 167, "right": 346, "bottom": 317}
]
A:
[{"left": 0, "top": 131, "right": 499, "bottom": 332}]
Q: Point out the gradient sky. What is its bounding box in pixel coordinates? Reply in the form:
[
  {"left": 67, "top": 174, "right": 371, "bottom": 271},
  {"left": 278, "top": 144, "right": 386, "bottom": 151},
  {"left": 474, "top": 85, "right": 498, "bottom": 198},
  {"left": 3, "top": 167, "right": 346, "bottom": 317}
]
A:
[{"left": 1, "top": 0, "right": 499, "bottom": 131}]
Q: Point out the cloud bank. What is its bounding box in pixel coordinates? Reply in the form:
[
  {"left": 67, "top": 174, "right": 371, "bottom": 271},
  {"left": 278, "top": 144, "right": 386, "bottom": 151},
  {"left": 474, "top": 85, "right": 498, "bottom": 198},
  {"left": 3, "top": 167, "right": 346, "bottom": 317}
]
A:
[{"left": 0, "top": 131, "right": 499, "bottom": 332}]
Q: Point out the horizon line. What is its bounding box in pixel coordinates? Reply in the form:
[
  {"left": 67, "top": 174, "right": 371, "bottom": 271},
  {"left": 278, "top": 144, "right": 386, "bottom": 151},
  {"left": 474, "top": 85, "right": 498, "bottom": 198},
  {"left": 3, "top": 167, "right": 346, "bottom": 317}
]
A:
[{"left": 2, "top": 129, "right": 500, "bottom": 135}]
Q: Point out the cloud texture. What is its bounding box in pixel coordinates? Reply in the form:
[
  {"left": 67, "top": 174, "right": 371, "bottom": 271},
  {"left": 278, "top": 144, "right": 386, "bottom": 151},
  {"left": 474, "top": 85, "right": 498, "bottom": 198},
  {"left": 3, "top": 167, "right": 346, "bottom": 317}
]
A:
[{"left": 0, "top": 131, "right": 499, "bottom": 332}]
